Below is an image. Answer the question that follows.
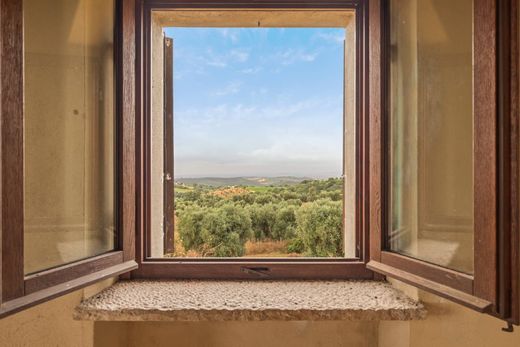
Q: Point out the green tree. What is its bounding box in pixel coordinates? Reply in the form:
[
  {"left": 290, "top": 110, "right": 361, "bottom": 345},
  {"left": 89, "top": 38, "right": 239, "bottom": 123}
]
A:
[
  {"left": 247, "top": 203, "right": 277, "bottom": 240},
  {"left": 200, "top": 204, "right": 252, "bottom": 257},
  {"left": 272, "top": 204, "right": 297, "bottom": 240},
  {"left": 295, "top": 199, "right": 344, "bottom": 257},
  {"left": 177, "top": 206, "right": 206, "bottom": 250}
]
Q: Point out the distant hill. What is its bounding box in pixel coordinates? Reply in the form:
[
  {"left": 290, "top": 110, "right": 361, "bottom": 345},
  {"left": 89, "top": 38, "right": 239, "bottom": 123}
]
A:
[{"left": 175, "top": 176, "right": 313, "bottom": 187}]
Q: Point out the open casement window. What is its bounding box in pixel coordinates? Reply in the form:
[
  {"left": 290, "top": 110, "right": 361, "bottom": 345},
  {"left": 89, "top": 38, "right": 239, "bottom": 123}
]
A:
[
  {"left": 367, "top": 0, "right": 520, "bottom": 326},
  {"left": 0, "top": 0, "right": 137, "bottom": 318}
]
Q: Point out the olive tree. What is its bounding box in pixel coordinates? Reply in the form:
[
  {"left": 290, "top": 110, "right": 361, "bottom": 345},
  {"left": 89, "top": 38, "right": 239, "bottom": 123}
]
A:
[{"left": 295, "top": 199, "right": 344, "bottom": 257}]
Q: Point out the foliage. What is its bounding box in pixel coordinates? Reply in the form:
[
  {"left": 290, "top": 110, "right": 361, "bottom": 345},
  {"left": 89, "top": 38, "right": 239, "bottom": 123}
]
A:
[
  {"left": 173, "top": 177, "right": 344, "bottom": 257},
  {"left": 178, "top": 203, "right": 252, "bottom": 257},
  {"left": 247, "top": 203, "right": 277, "bottom": 240},
  {"left": 295, "top": 199, "right": 344, "bottom": 257}
]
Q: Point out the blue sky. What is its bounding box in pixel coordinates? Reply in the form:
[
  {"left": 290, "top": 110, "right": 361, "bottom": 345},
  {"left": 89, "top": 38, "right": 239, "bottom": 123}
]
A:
[{"left": 164, "top": 27, "right": 345, "bottom": 178}]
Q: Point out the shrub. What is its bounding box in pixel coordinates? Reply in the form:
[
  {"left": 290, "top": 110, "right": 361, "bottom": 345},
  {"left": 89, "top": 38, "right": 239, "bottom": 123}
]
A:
[
  {"left": 295, "top": 199, "right": 344, "bottom": 257},
  {"left": 178, "top": 203, "right": 252, "bottom": 257},
  {"left": 272, "top": 204, "right": 297, "bottom": 240},
  {"left": 247, "top": 203, "right": 277, "bottom": 240},
  {"left": 177, "top": 205, "right": 206, "bottom": 251},
  {"left": 286, "top": 237, "right": 305, "bottom": 253},
  {"left": 199, "top": 204, "right": 252, "bottom": 257}
]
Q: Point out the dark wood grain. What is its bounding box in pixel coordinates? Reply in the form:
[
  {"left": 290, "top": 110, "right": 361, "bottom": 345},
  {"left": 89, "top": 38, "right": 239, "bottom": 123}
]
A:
[
  {"left": 473, "top": 0, "right": 498, "bottom": 307},
  {"left": 367, "top": 261, "right": 492, "bottom": 313},
  {"left": 24, "top": 252, "right": 124, "bottom": 295},
  {"left": 144, "top": 0, "right": 361, "bottom": 9},
  {"left": 120, "top": 0, "right": 137, "bottom": 272},
  {"left": 132, "top": 261, "right": 373, "bottom": 280},
  {"left": 497, "top": 0, "right": 514, "bottom": 320},
  {"left": 136, "top": 0, "right": 370, "bottom": 278},
  {"left": 367, "top": 0, "right": 382, "bottom": 267},
  {"left": 1, "top": 0, "right": 24, "bottom": 302},
  {"left": 0, "top": 261, "right": 137, "bottom": 319},
  {"left": 380, "top": 251, "right": 473, "bottom": 294},
  {"left": 508, "top": 0, "right": 519, "bottom": 325},
  {"left": 163, "top": 36, "right": 175, "bottom": 254}
]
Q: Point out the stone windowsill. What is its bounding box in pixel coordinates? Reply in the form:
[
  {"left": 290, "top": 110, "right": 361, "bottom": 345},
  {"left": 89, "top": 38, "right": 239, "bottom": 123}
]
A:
[{"left": 73, "top": 280, "right": 427, "bottom": 321}]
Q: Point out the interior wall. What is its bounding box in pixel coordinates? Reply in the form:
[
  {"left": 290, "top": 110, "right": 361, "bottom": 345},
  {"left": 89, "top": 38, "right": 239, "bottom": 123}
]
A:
[
  {"left": 94, "top": 321, "right": 379, "bottom": 347},
  {"left": 379, "top": 280, "right": 520, "bottom": 347},
  {"left": 0, "top": 279, "right": 115, "bottom": 347}
]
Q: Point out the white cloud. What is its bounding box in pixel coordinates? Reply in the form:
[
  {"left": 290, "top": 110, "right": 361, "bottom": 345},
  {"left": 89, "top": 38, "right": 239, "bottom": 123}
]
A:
[
  {"left": 230, "top": 49, "right": 249, "bottom": 62},
  {"left": 217, "top": 28, "right": 240, "bottom": 43},
  {"left": 200, "top": 48, "right": 250, "bottom": 69},
  {"left": 212, "top": 81, "right": 242, "bottom": 96},
  {"left": 240, "top": 67, "right": 262, "bottom": 74},
  {"left": 313, "top": 32, "right": 345, "bottom": 44},
  {"left": 273, "top": 49, "right": 319, "bottom": 65}
]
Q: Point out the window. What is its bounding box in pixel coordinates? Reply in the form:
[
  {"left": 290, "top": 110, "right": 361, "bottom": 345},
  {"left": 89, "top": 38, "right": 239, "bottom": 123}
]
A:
[
  {"left": 0, "top": 0, "right": 136, "bottom": 317},
  {"left": 367, "top": 0, "right": 519, "bottom": 325},
  {"left": 150, "top": 23, "right": 356, "bottom": 260},
  {"left": 135, "top": 2, "right": 373, "bottom": 279},
  {"left": 387, "top": 0, "right": 475, "bottom": 274},
  {"left": 24, "top": 0, "right": 117, "bottom": 275},
  {"left": 0, "top": 0, "right": 517, "bottom": 327}
]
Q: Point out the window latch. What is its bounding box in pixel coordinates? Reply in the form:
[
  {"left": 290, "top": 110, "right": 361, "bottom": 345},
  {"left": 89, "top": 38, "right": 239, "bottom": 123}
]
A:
[
  {"left": 241, "top": 266, "right": 270, "bottom": 278},
  {"left": 164, "top": 173, "right": 172, "bottom": 181}
]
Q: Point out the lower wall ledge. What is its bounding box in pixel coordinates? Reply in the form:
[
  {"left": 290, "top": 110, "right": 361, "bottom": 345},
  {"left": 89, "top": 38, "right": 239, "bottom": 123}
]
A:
[{"left": 74, "top": 280, "right": 426, "bottom": 322}]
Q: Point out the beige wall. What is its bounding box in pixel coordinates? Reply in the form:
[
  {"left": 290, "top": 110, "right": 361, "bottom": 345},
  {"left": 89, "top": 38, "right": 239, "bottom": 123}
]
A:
[
  {"left": 379, "top": 280, "right": 520, "bottom": 347},
  {"left": 94, "top": 321, "right": 379, "bottom": 347},
  {"left": 0, "top": 279, "right": 115, "bottom": 347}
]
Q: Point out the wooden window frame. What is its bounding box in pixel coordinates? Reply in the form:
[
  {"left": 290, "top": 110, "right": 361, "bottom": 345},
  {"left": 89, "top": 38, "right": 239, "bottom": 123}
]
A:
[
  {"left": 366, "top": 0, "right": 520, "bottom": 325},
  {"left": 0, "top": 0, "right": 137, "bottom": 318},
  {"left": 0, "top": 0, "right": 516, "bottom": 326},
  {"left": 132, "top": 0, "right": 377, "bottom": 280}
]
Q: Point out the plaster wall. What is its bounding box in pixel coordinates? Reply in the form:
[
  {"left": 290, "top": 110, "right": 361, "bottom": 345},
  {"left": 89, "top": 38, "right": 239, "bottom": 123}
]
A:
[{"left": 0, "top": 279, "right": 115, "bottom": 347}]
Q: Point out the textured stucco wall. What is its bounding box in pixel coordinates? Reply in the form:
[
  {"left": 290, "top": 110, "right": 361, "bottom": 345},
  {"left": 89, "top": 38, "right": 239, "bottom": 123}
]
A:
[
  {"left": 94, "top": 321, "right": 379, "bottom": 347},
  {"left": 0, "top": 279, "right": 115, "bottom": 347},
  {"left": 378, "top": 280, "right": 520, "bottom": 347}
]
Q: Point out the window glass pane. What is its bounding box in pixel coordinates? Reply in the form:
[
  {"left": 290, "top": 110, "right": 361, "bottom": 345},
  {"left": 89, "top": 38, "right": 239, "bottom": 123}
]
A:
[
  {"left": 23, "top": 0, "right": 116, "bottom": 274},
  {"left": 388, "top": 0, "right": 474, "bottom": 274},
  {"left": 149, "top": 11, "right": 357, "bottom": 259}
]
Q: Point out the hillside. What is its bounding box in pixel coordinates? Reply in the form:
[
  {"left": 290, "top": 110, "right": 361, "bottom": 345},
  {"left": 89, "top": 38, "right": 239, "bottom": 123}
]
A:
[{"left": 175, "top": 176, "right": 312, "bottom": 187}]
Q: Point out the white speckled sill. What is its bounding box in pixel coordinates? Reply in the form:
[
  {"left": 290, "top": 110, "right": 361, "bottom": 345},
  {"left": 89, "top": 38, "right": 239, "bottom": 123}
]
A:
[{"left": 74, "top": 280, "right": 426, "bottom": 321}]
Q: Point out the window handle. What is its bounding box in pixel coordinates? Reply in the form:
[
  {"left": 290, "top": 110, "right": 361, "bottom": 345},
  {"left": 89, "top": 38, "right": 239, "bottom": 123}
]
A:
[{"left": 241, "top": 267, "right": 270, "bottom": 278}]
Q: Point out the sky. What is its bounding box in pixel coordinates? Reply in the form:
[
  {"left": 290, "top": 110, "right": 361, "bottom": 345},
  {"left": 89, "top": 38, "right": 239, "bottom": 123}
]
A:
[{"left": 164, "top": 27, "right": 346, "bottom": 178}]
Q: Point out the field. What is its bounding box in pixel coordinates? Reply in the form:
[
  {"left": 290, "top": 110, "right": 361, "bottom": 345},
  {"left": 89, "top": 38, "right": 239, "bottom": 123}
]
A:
[{"left": 168, "top": 177, "right": 344, "bottom": 258}]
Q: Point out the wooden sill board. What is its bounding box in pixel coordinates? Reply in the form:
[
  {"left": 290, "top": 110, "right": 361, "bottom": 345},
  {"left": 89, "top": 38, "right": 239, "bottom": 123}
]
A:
[{"left": 74, "top": 280, "right": 426, "bottom": 321}]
